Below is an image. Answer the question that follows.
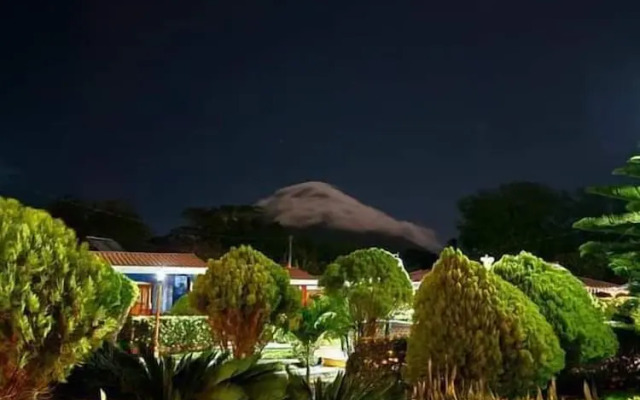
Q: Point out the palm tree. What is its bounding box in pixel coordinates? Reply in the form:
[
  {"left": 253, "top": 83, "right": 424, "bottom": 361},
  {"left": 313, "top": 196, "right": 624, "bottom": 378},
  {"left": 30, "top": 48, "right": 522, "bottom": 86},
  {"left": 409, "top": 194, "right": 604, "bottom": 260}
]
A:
[{"left": 288, "top": 295, "right": 351, "bottom": 382}]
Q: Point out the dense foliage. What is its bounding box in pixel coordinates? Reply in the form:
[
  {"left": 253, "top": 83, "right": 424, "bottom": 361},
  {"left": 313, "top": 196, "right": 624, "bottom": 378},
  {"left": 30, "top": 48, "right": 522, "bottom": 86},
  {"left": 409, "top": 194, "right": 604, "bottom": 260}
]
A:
[
  {"left": 190, "top": 245, "right": 301, "bottom": 357},
  {"left": 493, "top": 252, "right": 618, "bottom": 366},
  {"left": 287, "top": 295, "right": 350, "bottom": 381},
  {"left": 123, "top": 316, "right": 213, "bottom": 354},
  {"left": 47, "top": 197, "right": 152, "bottom": 251},
  {"left": 345, "top": 337, "right": 407, "bottom": 382},
  {"left": 407, "top": 248, "right": 564, "bottom": 396},
  {"left": 0, "top": 198, "right": 137, "bottom": 400},
  {"left": 574, "top": 154, "right": 640, "bottom": 293},
  {"left": 56, "top": 343, "right": 287, "bottom": 400},
  {"left": 558, "top": 325, "right": 640, "bottom": 394},
  {"left": 320, "top": 248, "right": 413, "bottom": 337},
  {"left": 168, "top": 294, "right": 201, "bottom": 316},
  {"left": 457, "top": 182, "right": 619, "bottom": 280},
  {"left": 287, "top": 370, "right": 402, "bottom": 400}
]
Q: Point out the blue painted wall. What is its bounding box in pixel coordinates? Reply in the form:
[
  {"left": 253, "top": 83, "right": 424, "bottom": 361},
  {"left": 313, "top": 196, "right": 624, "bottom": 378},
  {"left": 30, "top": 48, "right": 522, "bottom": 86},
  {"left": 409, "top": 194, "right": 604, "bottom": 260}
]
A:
[{"left": 126, "top": 273, "right": 195, "bottom": 313}]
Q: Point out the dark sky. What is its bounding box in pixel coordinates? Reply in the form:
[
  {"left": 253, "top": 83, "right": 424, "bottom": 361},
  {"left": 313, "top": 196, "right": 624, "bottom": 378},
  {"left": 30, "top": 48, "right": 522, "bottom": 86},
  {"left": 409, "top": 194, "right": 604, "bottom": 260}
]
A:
[{"left": 2, "top": 1, "right": 640, "bottom": 240}]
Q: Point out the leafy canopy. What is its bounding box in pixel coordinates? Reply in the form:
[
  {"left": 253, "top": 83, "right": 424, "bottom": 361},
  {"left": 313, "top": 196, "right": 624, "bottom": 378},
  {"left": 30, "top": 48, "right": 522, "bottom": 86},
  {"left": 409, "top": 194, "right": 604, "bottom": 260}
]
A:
[
  {"left": 190, "top": 245, "right": 301, "bottom": 358},
  {"left": 458, "top": 182, "right": 620, "bottom": 279},
  {"left": 47, "top": 197, "right": 152, "bottom": 251},
  {"left": 493, "top": 252, "right": 618, "bottom": 366},
  {"left": 287, "top": 295, "right": 351, "bottom": 381},
  {"left": 574, "top": 154, "right": 640, "bottom": 292},
  {"left": 0, "top": 197, "right": 137, "bottom": 399},
  {"left": 407, "top": 248, "right": 564, "bottom": 397},
  {"left": 320, "top": 248, "right": 413, "bottom": 337}
]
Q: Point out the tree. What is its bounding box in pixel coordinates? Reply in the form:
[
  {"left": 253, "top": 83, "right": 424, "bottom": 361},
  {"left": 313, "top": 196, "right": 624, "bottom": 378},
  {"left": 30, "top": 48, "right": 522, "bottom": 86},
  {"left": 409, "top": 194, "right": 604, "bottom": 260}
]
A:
[
  {"left": 457, "top": 182, "right": 621, "bottom": 279},
  {"left": 190, "top": 245, "right": 301, "bottom": 358},
  {"left": 320, "top": 248, "right": 413, "bottom": 338},
  {"left": 574, "top": 154, "right": 640, "bottom": 293},
  {"left": 493, "top": 252, "right": 618, "bottom": 367},
  {"left": 47, "top": 197, "right": 152, "bottom": 251},
  {"left": 287, "top": 295, "right": 350, "bottom": 382},
  {"left": 156, "top": 205, "right": 289, "bottom": 262},
  {"left": 0, "top": 197, "right": 137, "bottom": 400},
  {"left": 406, "top": 248, "right": 564, "bottom": 396}
]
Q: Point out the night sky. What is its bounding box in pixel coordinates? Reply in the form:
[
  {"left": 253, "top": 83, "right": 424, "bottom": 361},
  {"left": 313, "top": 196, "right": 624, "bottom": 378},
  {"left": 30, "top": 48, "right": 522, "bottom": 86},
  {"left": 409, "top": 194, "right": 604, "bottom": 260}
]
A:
[{"left": 2, "top": 1, "right": 640, "bottom": 241}]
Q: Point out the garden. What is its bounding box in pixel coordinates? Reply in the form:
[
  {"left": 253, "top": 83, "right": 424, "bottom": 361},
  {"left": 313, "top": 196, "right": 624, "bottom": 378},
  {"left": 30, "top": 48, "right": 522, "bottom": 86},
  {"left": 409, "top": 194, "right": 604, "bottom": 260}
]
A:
[{"left": 4, "top": 154, "right": 640, "bottom": 400}]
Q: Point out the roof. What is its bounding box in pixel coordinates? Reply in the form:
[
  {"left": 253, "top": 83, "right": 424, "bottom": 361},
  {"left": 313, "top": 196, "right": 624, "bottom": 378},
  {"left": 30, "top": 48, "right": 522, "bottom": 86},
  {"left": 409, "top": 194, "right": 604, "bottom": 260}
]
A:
[
  {"left": 410, "top": 269, "right": 429, "bottom": 282},
  {"left": 579, "top": 277, "right": 626, "bottom": 289},
  {"left": 92, "top": 251, "right": 207, "bottom": 268},
  {"left": 287, "top": 267, "right": 317, "bottom": 280},
  {"left": 86, "top": 236, "right": 125, "bottom": 251}
]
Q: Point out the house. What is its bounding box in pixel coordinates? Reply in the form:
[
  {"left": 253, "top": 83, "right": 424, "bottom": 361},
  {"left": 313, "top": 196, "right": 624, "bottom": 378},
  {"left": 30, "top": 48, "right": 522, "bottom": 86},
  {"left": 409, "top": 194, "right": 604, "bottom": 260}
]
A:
[
  {"left": 579, "top": 277, "right": 629, "bottom": 297},
  {"left": 285, "top": 265, "right": 319, "bottom": 305},
  {"left": 92, "top": 250, "right": 207, "bottom": 315},
  {"left": 88, "top": 237, "right": 320, "bottom": 314}
]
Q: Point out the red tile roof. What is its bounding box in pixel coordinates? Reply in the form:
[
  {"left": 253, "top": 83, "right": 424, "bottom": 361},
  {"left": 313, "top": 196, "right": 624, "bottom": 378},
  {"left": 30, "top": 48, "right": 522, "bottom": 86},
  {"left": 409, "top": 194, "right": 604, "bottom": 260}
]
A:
[
  {"left": 410, "top": 269, "right": 429, "bottom": 282},
  {"left": 579, "top": 277, "right": 625, "bottom": 289},
  {"left": 286, "top": 266, "right": 318, "bottom": 280},
  {"left": 92, "top": 251, "right": 207, "bottom": 268}
]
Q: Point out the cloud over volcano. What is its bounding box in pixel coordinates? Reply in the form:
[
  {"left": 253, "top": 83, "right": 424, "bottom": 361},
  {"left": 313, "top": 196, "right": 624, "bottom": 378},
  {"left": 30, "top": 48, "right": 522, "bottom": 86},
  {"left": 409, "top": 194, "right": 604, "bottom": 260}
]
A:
[{"left": 256, "top": 181, "right": 441, "bottom": 252}]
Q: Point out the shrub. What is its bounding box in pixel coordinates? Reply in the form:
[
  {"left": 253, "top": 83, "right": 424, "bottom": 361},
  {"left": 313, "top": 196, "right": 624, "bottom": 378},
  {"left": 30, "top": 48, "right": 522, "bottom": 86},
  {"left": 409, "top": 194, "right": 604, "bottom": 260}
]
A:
[
  {"left": 286, "top": 370, "right": 402, "bottom": 400},
  {"left": 191, "top": 245, "right": 301, "bottom": 358},
  {"left": 411, "top": 367, "right": 565, "bottom": 400},
  {"left": 345, "top": 337, "right": 407, "bottom": 381},
  {"left": 559, "top": 325, "right": 640, "bottom": 394},
  {"left": 493, "top": 252, "right": 618, "bottom": 366},
  {"left": 0, "top": 198, "right": 137, "bottom": 400},
  {"left": 123, "top": 316, "right": 214, "bottom": 354},
  {"left": 56, "top": 343, "right": 287, "bottom": 400},
  {"left": 407, "top": 247, "right": 564, "bottom": 396},
  {"left": 320, "top": 248, "right": 413, "bottom": 338},
  {"left": 168, "top": 294, "right": 201, "bottom": 316}
]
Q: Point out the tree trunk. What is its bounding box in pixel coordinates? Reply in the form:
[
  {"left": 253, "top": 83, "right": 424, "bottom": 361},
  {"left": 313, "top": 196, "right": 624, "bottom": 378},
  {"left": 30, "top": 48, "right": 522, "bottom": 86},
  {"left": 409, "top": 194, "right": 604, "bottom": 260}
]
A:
[
  {"left": 362, "top": 319, "right": 378, "bottom": 339},
  {"left": 305, "top": 343, "right": 311, "bottom": 383}
]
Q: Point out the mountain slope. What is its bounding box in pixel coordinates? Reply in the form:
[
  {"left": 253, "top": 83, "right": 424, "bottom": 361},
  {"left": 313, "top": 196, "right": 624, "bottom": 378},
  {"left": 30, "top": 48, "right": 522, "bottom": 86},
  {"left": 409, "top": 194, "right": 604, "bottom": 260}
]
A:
[{"left": 256, "top": 181, "right": 441, "bottom": 252}]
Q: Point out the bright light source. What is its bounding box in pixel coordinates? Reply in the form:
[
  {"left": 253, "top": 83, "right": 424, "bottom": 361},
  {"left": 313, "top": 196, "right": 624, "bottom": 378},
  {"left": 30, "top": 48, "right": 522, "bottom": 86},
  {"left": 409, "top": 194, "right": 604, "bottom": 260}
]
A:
[{"left": 155, "top": 270, "right": 166, "bottom": 282}]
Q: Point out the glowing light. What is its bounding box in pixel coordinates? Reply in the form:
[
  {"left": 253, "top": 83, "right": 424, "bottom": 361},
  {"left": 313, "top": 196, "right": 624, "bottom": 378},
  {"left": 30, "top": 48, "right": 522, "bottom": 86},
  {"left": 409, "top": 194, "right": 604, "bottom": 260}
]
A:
[{"left": 155, "top": 270, "right": 166, "bottom": 282}]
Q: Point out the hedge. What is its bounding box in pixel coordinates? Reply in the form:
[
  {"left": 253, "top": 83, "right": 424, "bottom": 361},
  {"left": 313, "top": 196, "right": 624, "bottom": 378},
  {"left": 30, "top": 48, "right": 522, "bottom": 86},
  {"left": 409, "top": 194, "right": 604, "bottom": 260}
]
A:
[{"left": 121, "top": 316, "right": 214, "bottom": 354}]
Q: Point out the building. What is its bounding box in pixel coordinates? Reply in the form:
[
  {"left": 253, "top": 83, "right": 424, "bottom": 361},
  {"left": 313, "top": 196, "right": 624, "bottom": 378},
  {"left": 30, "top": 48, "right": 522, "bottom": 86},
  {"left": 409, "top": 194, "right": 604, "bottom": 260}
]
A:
[
  {"left": 285, "top": 265, "right": 319, "bottom": 305},
  {"left": 92, "top": 250, "right": 207, "bottom": 315},
  {"left": 88, "top": 237, "right": 320, "bottom": 314}
]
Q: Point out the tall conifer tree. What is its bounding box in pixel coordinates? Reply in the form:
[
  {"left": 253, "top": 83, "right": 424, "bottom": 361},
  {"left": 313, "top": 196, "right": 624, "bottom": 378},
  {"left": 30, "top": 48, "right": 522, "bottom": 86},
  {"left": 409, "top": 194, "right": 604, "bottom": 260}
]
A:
[{"left": 574, "top": 154, "right": 640, "bottom": 292}]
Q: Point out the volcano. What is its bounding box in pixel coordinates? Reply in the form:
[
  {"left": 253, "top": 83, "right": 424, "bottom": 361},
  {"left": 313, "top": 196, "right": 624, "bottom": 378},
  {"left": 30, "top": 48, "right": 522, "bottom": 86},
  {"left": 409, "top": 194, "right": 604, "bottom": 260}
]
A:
[{"left": 256, "top": 181, "right": 441, "bottom": 253}]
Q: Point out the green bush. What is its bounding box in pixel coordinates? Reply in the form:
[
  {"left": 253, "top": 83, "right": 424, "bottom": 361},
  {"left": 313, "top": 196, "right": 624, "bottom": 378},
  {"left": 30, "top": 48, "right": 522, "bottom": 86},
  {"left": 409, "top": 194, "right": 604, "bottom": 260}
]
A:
[
  {"left": 127, "top": 316, "right": 214, "bottom": 354},
  {"left": 287, "top": 370, "right": 402, "bottom": 400},
  {"left": 320, "top": 248, "right": 413, "bottom": 338},
  {"left": 191, "top": 245, "right": 301, "bottom": 358},
  {"left": 493, "top": 252, "right": 618, "bottom": 366},
  {"left": 559, "top": 325, "right": 640, "bottom": 394},
  {"left": 407, "top": 247, "right": 564, "bottom": 396},
  {"left": 0, "top": 198, "right": 137, "bottom": 399},
  {"left": 168, "top": 294, "right": 201, "bottom": 315}
]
